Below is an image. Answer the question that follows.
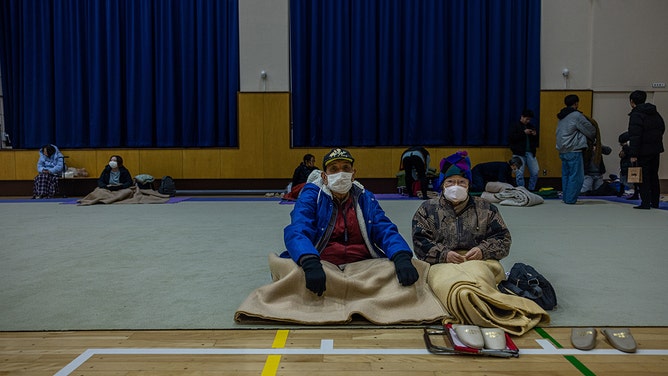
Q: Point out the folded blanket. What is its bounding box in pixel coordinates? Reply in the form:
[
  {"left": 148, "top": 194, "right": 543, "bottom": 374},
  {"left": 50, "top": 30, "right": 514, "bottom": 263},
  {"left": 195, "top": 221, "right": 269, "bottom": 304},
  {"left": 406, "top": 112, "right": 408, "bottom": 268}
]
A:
[
  {"left": 77, "top": 186, "right": 170, "bottom": 205},
  {"left": 493, "top": 186, "right": 544, "bottom": 207},
  {"left": 485, "top": 182, "right": 514, "bottom": 193},
  {"left": 428, "top": 260, "right": 550, "bottom": 336},
  {"left": 234, "top": 253, "right": 448, "bottom": 325},
  {"left": 480, "top": 191, "right": 501, "bottom": 203}
]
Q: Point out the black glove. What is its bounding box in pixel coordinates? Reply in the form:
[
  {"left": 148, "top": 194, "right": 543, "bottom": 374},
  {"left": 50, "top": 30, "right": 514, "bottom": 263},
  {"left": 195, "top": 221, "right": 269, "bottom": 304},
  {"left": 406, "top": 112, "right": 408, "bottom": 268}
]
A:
[
  {"left": 301, "top": 257, "right": 326, "bottom": 296},
  {"left": 392, "top": 252, "right": 419, "bottom": 286}
]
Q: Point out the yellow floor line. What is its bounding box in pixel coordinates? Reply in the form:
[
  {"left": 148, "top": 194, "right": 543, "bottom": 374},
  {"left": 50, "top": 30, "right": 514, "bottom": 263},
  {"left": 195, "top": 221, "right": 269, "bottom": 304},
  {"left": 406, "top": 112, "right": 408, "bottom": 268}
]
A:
[{"left": 261, "top": 330, "right": 289, "bottom": 376}]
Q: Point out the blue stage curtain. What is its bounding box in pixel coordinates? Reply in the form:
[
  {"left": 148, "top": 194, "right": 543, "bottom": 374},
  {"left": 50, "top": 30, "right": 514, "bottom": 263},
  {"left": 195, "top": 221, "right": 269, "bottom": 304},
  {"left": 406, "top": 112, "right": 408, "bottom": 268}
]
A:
[
  {"left": 290, "top": 0, "right": 540, "bottom": 147},
  {"left": 0, "top": 0, "right": 239, "bottom": 149}
]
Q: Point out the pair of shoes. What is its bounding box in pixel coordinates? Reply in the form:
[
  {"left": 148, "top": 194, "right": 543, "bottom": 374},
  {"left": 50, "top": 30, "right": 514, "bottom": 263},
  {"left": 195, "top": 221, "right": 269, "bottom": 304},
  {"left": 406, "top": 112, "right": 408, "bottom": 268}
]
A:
[
  {"left": 423, "top": 325, "right": 518, "bottom": 358},
  {"left": 452, "top": 325, "right": 508, "bottom": 351},
  {"left": 633, "top": 205, "right": 650, "bottom": 210},
  {"left": 571, "top": 327, "right": 637, "bottom": 353}
]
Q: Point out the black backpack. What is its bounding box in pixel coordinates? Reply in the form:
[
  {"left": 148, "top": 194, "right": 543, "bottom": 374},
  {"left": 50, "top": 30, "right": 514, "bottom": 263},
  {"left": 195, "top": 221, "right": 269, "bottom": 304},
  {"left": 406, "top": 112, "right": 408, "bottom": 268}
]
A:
[
  {"left": 498, "top": 263, "right": 557, "bottom": 310},
  {"left": 158, "top": 176, "right": 176, "bottom": 196}
]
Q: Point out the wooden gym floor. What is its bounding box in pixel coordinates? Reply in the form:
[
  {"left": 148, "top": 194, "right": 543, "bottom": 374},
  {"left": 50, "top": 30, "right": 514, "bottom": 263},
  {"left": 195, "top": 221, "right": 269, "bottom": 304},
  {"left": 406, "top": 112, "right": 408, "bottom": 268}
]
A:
[{"left": 1, "top": 327, "right": 666, "bottom": 375}]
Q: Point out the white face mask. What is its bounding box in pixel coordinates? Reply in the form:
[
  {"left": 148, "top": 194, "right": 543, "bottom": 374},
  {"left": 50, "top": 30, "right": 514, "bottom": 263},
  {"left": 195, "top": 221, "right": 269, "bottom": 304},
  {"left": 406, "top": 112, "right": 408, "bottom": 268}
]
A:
[
  {"left": 109, "top": 161, "right": 118, "bottom": 169},
  {"left": 443, "top": 185, "right": 468, "bottom": 202},
  {"left": 326, "top": 172, "right": 353, "bottom": 194}
]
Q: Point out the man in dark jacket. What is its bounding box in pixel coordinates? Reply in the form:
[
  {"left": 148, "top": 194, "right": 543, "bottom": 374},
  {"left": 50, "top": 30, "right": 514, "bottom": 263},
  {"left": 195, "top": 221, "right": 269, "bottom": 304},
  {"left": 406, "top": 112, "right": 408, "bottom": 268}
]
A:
[
  {"left": 400, "top": 146, "right": 431, "bottom": 198},
  {"left": 508, "top": 109, "right": 539, "bottom": 190},
  {"left": 283, "top": 153, "right": 317, "bottom": 200},
  {"left": 627, "top": 90, "right": 665, "bottom": 209},
  {"left": 291, "top": 154, "right": 317, "bottom": 187},
  {"left": 470, "top": 157, "right": 523, "bottom": 192}
]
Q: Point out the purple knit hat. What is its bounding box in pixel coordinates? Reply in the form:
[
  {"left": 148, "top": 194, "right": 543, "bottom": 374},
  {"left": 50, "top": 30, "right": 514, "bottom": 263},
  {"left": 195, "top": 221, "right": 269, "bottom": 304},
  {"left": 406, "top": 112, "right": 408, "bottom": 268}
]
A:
[{"left": 443, "top": 150, "right": 472, "bottom": 182}]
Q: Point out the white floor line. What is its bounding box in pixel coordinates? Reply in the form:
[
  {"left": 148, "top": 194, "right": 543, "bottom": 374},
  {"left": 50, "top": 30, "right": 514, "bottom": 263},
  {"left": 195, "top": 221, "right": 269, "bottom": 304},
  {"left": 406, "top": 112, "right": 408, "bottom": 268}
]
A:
[{"left": 55, "top": 338, "right": 668, "bottom": 376}]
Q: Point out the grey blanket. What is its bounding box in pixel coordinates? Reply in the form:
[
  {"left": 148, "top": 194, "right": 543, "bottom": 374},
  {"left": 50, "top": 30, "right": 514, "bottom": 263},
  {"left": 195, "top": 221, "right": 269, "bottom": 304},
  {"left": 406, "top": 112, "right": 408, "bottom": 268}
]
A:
[{"left": 481, "top": 183, "right": 544, "bottom": 207}]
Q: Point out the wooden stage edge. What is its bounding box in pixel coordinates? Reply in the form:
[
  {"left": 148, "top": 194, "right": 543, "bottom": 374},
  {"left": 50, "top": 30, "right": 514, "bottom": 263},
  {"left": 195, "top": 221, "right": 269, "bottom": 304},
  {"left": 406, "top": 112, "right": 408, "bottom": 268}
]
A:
[{"left": 1, "top": 327, "right": 667, "bottom": 375}]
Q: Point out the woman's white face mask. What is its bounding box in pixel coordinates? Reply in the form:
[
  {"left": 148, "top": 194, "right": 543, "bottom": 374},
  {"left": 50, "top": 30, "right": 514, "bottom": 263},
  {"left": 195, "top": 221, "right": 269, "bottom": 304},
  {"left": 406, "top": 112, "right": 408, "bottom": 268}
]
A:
[
  {"left": 443, "top": 185, "right": 468, "bottom": 202},
  {"left": 108, "top": 161, "right": 118, "bottom": 169},
  {"left": 327, "top": 172, "right": 353, "bottom": 194}
]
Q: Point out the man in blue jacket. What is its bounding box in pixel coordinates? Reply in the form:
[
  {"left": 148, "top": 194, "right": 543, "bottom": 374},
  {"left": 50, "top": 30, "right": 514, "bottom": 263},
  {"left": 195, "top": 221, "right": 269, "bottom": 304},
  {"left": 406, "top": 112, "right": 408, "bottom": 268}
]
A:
[
  {"left": 556, "top": 94, "right": 596, "bottom": 204},
  {"left": 283, "top": 148, "right": 419, "bottom": 296}
]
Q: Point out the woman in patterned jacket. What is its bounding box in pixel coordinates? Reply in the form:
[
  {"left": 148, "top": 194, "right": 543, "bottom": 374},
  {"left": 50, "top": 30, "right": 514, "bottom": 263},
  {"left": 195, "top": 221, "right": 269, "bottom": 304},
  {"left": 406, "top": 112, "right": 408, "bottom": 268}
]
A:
[{"left": 411, "top": 151, "right": 511, "bottom": 265}]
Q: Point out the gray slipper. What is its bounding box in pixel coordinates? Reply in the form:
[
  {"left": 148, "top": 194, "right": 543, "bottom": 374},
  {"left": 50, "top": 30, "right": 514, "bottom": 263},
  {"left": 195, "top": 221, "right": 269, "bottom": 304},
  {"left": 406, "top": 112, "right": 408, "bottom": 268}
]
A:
[
  {"left": 571, "top": 327, "right": 597, "bottom": 350},
  {"left": 602, "top": 328, "right": 637, "bottom": 353}
]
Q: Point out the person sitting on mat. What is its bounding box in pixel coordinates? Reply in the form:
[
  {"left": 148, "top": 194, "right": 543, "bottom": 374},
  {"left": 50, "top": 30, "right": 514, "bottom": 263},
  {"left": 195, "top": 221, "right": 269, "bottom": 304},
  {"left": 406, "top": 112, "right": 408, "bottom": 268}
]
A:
[
  {"left": 400, "top": 146, "right": 431, "bottom": 199},
  {"left": 234, "top": 147, "right": 446, "bottom": 326},
  {"left": 96, "top": 155, "right": 133, "bottom": 191},
  {"left": 32, "top": 144, "right": 65, "bottom": 199},
  {"left": 283, "top": 147, "right": 419, "bottom": 295},
  {"left": 411, "top": 151, "right": 511, "bottom": 264},
  {"left": 78, "top": 155, "right": 133, "bottom": 202},
  {"left": 283, "top": 153, "right": 317, "bottom": 201}
]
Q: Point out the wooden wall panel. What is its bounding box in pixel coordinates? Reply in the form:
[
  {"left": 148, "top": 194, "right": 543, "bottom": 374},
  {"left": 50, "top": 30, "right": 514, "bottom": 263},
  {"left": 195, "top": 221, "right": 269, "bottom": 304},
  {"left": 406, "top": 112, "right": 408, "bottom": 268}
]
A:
[
  {"left": 0, "top": 91, "right": 594, "bottom": 182},
  {"left": 231, "top": 93, "right": 263, "bottom": 178},
  {"left": 63, "top": 150, "right": 99, "bottom": 177},
  {"left": 182, "top": 149, "right": 222, "bottom": 178},
  {"left": 139, "top": 149, "right": 184, "bottom": 178},
  {"left": 0, "top": 151, "right": 16, "bottom": 180},
  {"left": 261, "top": 93, "right": 292, "bottom": 178},
  {"left": 14, "top": 150, "right": 36, "bottom": 180}
]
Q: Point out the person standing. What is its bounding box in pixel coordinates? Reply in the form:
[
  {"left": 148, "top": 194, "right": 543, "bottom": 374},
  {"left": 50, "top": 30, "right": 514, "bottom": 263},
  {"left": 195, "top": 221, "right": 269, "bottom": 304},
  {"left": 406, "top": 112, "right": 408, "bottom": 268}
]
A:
[
  {"left": 508, "top": 109, "right": 540, "bottom": 191},
  {"left": 627, "top": 90, "right": 665, "bottom": 209},
  {"left": 555, "top": 94, "right": 596, "bottom": 204}
]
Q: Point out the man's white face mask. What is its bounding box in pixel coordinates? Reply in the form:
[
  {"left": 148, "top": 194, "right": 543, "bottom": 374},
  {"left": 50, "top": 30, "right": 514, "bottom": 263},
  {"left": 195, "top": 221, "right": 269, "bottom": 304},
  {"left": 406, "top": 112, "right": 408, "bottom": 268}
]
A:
[
  {"left": 108, "top": 161, "right": 118, "bottom": 169},
  {"left": 443, "top": 185, "right": 468, "bottom": 202},
  {"left": 327, "top": 171, "right": 353, "bottom": 194}
]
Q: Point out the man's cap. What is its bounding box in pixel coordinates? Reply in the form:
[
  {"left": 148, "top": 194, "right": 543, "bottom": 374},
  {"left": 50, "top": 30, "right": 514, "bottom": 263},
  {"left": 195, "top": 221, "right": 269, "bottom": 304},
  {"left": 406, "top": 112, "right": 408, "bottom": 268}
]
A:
[
  {"left": 323, "top": 148, "right": 354, "bottom": 167},
  {"left": 443, "top": 150, "right": 472, "bottom": 181}
]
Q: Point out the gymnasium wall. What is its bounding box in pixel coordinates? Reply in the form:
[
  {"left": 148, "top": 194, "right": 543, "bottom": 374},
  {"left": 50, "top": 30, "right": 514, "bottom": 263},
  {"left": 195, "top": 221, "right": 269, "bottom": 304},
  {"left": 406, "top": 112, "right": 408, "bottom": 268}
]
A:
[
  {"left": 1, "top": 0, "right": 667, "bottom": 192},
  {"left": 0, "top": 91, "right": 589, "bottom": 185}
]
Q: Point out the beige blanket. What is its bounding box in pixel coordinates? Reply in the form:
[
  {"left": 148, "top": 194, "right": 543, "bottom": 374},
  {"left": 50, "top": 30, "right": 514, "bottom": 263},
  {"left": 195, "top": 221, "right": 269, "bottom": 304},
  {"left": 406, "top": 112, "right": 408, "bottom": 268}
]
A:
[
  {"left": 428, "top": 260, "right": 550, "bottom": 336},
  {"left": 78, "top": 186, "right": 170, "bottom": 205},
  {"left": 234, "top": 253, "right": 448, "bottom": 325},
  {"left": 481, "top": 182, "right": 544, "bottom": 207}
]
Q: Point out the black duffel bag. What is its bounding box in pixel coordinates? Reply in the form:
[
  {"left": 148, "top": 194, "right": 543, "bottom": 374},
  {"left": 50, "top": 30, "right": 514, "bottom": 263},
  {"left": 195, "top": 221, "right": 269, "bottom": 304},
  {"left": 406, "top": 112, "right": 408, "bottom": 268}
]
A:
[{"left": 498, "top": 263, "right": 557, "bottom": 310}]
